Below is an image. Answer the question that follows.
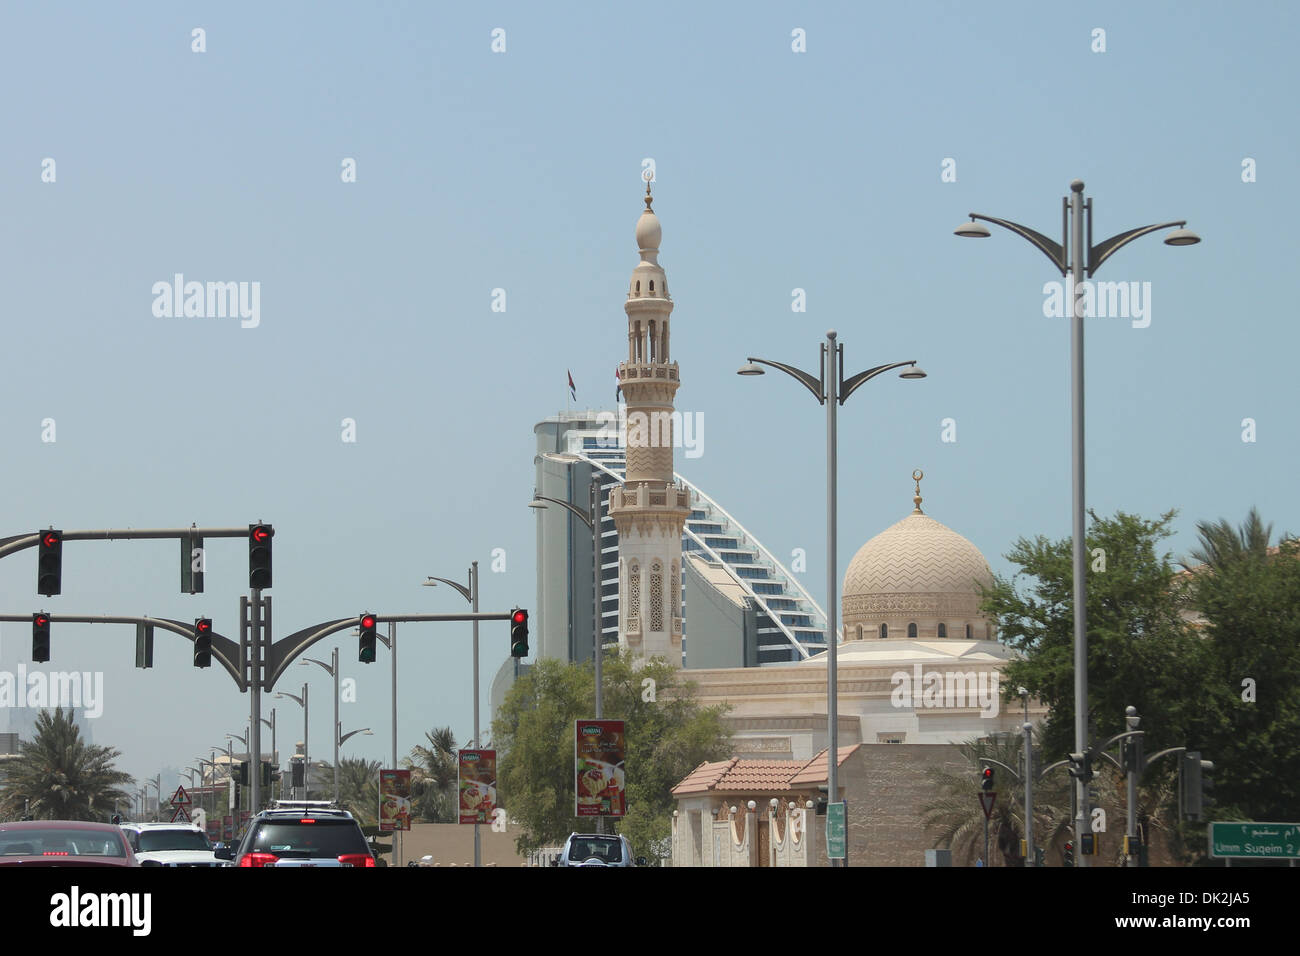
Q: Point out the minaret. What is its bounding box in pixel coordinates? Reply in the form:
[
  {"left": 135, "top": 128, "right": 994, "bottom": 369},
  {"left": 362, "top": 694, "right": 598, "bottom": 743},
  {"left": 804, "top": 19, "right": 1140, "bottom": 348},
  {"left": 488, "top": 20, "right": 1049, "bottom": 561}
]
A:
[{"left": 610, "top": 184, "right": 690, "bottom": 665}]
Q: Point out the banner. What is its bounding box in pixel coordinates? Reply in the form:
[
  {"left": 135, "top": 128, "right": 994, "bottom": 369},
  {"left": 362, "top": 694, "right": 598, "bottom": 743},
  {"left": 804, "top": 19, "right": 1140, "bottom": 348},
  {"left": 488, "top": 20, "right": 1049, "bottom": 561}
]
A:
[
  {"left": 378, "top": 769, "right": 412, "bottom": 832},
  {"left": 574, "top": 720, "right": 625, "bottom": 817},
  {"left": 458, "top": 750, "right": 497, "bottom": 824}
]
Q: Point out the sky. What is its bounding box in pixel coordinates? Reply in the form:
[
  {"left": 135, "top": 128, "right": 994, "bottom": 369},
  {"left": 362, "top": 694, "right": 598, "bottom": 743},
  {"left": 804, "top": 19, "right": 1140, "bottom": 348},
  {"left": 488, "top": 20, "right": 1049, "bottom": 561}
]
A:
[{"left": 1, "top": 1, "right": 1296, "bottom": 791}]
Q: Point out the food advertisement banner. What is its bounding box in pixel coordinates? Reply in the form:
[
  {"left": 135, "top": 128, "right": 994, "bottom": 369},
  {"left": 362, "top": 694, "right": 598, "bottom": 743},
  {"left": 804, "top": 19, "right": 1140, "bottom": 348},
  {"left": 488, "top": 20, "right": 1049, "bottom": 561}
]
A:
[
  {"left": 458, "top": 750, "right": 497, "bottom": 824},
  {"left": 378, "top": 769, "right": 412, "bottom": 832},
  {"left": 574, "top": 719, "right": 626, "bottom": 817}
]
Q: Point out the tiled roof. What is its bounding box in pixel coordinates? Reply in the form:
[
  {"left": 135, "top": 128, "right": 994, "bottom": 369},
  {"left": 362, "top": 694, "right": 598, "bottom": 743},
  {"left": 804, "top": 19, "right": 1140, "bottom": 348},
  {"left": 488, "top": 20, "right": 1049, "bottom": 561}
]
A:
[{"left": 672, "top": 745, "right": 861, "bottom": 796}]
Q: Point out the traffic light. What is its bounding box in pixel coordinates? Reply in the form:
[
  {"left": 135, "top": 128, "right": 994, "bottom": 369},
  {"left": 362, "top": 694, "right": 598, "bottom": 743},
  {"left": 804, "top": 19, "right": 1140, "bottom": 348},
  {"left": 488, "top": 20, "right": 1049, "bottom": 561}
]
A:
[
  {"left": 193, "top": 618, "right": 213, "bottom": 668},
  {"left": 1067, "top": 751, "right": 1093, "bottom": 782},
  {"left": 135, "top": 623, "right": 154, "bottom": 669},
  {"left": 248, "top": 524, "right": 273, "bottom": 589},
  {"left": 1034, "top": 846, "right": 1046, "bottom": 867},
  {"left": 1081, "top": 833, "right": 1099, "bottom": 856},
  {"left": 261, "top": 761, "right": 272, "bottom": 788},
  {"left": 1183, "top": 751, "right": 1215, "bottom": 821},
  {"left": 510, "top": 608, "right": 529, "bottom": 658},
  {"left": 236, "top": 761, "right": 249, "bottom": 786},
  {"left": 32, "top": 613, "right": 51, "bottom": 663},
  {"left": 1062, "top": 841, "right": 1074, "bottom": 867},
  {"left": 980, "top": 767, "right": 995, "bottom": 791},
  {"left": 37, "top": 529, "right": 62, "bottom": 596},
  {"left": 291, "top": 759, "right": 305, "bottom": 789},
  {"left": 359, "top": 613, "right": 377, "bottom": 663}
]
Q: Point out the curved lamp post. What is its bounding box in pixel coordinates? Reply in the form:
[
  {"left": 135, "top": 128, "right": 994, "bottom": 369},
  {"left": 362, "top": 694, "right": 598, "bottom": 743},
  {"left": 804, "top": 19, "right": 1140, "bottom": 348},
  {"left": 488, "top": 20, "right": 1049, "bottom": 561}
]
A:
[
  {"left": 274, "top": 685, "right": 309, "bottom": 800},
  {"left": 740, "top": 331, "right": 924, "bottom": 866},
  {"left": 955, "top": 179, "right": 1199, "bottom": 864},
  {"left": 302, "top": 649, "right": 340, "bottom": 802}
]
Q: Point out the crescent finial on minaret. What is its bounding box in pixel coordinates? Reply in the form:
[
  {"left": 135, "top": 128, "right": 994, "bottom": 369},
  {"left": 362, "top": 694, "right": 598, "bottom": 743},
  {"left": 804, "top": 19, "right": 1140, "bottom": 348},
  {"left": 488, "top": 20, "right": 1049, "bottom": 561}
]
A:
[{"left": 912, "top": 469, "right": 924, "bottom": 514}]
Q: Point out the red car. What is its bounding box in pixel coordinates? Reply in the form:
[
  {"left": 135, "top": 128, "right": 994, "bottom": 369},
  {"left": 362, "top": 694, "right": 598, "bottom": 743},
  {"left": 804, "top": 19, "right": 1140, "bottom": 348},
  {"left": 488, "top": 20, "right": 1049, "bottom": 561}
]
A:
[{"left": 0, "top": 820, "right": 139, "bottom": 867}]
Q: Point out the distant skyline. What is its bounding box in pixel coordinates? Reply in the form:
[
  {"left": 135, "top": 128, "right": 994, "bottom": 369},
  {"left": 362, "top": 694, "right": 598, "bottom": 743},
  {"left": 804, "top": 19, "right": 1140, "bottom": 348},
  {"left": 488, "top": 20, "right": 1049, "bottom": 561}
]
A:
[{"left": 1, "top": 2, "right": 1296, "bottom": 787}]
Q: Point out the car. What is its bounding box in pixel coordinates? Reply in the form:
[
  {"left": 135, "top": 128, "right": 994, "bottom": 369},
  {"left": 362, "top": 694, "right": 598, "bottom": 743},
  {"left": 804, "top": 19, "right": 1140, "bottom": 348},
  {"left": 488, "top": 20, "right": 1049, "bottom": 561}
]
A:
[
  {"left": 215, "top": 802, "right": 375, "bottom": 867},
  {"left": 119, "top": 821, "right": 226, "bottom": 867},
  {"left": 0, "top": 820, "right": 138, "bottom": 867},
  {"left": 554, "top": 832, "right": 646, "bottom": 867}
]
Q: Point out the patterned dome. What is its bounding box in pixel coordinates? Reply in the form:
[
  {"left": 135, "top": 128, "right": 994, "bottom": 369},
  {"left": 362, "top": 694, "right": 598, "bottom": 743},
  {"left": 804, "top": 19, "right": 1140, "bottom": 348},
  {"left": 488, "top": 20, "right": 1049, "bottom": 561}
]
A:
[{"left": 841, "top": 477, "right": 994, "bottom": 639}]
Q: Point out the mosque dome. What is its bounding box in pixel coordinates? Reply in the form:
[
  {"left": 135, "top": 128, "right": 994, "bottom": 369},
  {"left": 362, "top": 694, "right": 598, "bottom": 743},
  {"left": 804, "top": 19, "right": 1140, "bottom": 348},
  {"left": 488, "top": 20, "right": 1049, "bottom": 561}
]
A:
[{"left": 841, "top": 472, "right": 995, "bottom": 641}]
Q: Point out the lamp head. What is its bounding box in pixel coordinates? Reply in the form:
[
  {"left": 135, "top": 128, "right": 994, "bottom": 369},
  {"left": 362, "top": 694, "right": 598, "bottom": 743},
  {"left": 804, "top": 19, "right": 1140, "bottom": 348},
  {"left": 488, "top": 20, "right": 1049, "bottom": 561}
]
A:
[
  {"left": 900, "top": 365, "right": 927, "bottom": 380},
  {"left": 737, "top": 362, "right": 765, "bottom": 376},
  {"left": 1163, "top": 227, "right": 1201, "bottom": 246},
  {"left": 954, "top": 220, "right": 991, "bottom": 238}
]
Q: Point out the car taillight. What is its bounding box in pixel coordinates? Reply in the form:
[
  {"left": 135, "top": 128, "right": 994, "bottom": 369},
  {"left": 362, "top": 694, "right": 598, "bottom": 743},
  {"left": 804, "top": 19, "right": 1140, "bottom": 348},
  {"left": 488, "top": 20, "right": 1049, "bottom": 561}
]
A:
[
  {"left": 239, "top": 852, "right": 280, "bottom": 867},
  {"left": 337, "top": 854, "right": 375, "bottom": 867}
]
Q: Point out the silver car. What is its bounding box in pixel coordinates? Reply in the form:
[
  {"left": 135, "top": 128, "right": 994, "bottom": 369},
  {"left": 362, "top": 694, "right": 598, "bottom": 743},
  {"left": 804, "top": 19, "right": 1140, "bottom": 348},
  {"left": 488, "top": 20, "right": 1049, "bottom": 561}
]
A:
[{"left": 556, "top": 833, "right": 646, "bottom": 867}]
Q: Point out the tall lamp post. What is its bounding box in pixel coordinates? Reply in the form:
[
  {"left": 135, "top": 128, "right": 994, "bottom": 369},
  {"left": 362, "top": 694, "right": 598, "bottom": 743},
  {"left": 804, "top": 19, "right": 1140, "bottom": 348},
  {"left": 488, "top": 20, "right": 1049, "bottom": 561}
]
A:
[
  {"left": 274, "top": 684, "right": 309, "bottom": 799},
  {"left": 425, "top": 563, "right": 481, "bottom": 867},
  {"left": 302, "top": 648, "right": 341, "bottom": 803},
  {"left": 955, "top": 180, "right": 1199, "bottom": 863},
  {"left": 530, "top": 477, "right": 604, "bottom": 833},
  {"left": 739, "top": 332, "right": 925, "bottom": 865},
  {"left": 337, "top": 727, "right": 374, "bottom": 804}
]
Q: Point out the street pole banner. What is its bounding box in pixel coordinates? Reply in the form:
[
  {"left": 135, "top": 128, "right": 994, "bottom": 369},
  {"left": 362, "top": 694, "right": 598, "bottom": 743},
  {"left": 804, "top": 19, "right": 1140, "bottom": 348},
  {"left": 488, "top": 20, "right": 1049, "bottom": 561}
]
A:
[
  {"left": 458, "top": 750, "right": 497, "bottom": 824},
  {"left": 574, "top": 720, "right": 625, "bottom": 817},
  {"left": 378, "top": 769, "right": 412, "bottom": 832}
]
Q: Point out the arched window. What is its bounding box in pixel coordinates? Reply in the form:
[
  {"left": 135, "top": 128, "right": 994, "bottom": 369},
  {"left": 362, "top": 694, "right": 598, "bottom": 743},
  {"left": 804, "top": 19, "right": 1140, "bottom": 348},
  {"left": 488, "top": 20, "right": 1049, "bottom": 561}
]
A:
[
  {"left": 635, "top": 280, "right": 640, "bottom": 293},
  {"left": 937, "top": 623, "right": 947, "bottom": 638},
  {"left": 855, "top": 625, "right": 863, "bottom": 641},
  {"left": 879, "top": 623, "right": 887, "bottom": 639},
  {"left": 649, "top": 280, "right": 655, "bottom": 292},
  {"left": 628, "top": 563, "right": 641, "bottom": 627},
  {"left": 965, "top": 624, "right": 972, "bottom": 639},
  {"left": 649, "top": 561, "right": 664, "bottom": 631},
  {"left": 907, "top": 623, "right": 918, "bottom": 639}
]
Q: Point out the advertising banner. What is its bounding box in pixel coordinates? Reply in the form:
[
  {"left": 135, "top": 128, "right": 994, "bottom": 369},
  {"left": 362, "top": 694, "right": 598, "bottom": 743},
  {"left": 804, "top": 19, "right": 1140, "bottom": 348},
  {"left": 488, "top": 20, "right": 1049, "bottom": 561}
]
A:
[
  {"left": 574, "top": 719, "right": 625, "bottom": 817},
  {"left": 458, "top": 750, "right": 497, "bottom": 824},
  {"left": 379, "top": 769, "right": 412, "bottom": 832}
]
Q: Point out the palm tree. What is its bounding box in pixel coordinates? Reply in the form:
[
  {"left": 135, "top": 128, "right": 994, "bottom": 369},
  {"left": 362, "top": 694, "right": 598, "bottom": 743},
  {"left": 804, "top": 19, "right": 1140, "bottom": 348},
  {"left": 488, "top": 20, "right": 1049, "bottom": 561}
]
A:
[
  {"left": 0, "top": 708, "right": 132, "bottom": 821},
  {"left": 922, "top": 730, "right": 1076, "bottom": 866},
  {"left": 321, "top": 757, "right": 381, "bottom": 826},
  {"left": 1185, "top": 506, "right": 1276, "bottom": 571},
  {"left": 403, "top": 727, "right": 458, "bottom": 823}
]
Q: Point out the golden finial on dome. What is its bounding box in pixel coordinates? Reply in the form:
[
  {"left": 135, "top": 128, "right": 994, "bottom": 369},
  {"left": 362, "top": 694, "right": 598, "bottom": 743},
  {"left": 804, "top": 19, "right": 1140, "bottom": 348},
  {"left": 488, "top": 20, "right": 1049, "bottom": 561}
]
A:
[
  {"left": 912, "top": 469, "right": 924, "bottom": 514},
  {"left": 644, "top": 179, "right": 654, "bottom": 211}
]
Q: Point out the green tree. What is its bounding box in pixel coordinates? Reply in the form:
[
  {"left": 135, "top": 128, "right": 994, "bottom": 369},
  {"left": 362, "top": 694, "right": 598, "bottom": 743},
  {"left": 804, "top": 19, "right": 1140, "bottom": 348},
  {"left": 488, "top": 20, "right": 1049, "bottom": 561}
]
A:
[
  {"left": 404, "top": 727, "right": 459, "bottom": 823},
  {"left": 492, "top": 652, "right": 731, "bottom": 862},
  {"left": 980, "top": 509, "right": 1212, "bottom": 760},
  {"left": 0, "top": 708, "right": 133, "bottom": 821},
  {"left": 1183, "top": 512, "right": 1300, "bottom": 822}
]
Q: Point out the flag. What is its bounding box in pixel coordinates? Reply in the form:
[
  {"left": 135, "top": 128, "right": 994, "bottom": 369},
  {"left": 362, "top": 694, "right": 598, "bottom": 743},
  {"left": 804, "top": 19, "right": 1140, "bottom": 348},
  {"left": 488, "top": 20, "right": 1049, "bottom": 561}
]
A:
[
  {"left": 568, "top": 370, "right": 576, "bottom": 401},
  {"left": 615, "top": 366, "right": 622, "bottom": 404}
]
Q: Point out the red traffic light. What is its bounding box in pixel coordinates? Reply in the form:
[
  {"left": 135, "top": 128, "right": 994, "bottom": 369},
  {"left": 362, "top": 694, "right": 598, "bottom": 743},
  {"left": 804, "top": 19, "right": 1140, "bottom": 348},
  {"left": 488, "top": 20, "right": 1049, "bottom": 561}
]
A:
[
  {"left": 34, "top": 614, "right": 48, "bottom": 628},
  {"left": 512, "top": 609, "right": 526, "bottom": 624},
  {"left": 361, "top": 614, "right": 376, "bottom": 629},
  {"left": 41, "top": 532, "right": 58, "bottom": 548},
  {"left": 196, "top": 619, "right": 211, "bottom": 633},
  {"left": 252, "top": 526, "right": 271, "bottom": 543}
]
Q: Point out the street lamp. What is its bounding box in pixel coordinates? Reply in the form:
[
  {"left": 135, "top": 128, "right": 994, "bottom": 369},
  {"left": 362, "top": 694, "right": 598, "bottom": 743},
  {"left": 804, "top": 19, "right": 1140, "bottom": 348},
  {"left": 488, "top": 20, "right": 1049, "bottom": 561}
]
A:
[
  {"left": 425, "top": 564, "right": 482, "bottom": 867},
  {"left": 955, "top": 179, "right": 1199, "bottom": 864},
  {"left": 302, "top": 648, "right": 341, "bottom": 803},
  {"left": 274, "top": 684, "right": 309, "bottom": 799},
  {"left": 530, "top": 478, "right": 607, "bottom": 834},
  {"left": 739, "top": 331, "right": 925, "bottom": 866}
]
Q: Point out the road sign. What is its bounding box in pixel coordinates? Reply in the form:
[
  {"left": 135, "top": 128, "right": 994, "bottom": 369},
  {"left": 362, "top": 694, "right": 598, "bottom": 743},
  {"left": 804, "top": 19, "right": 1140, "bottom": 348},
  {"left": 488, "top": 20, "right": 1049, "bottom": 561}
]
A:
[
  {"left": 170, "top": 805, "right": 191, "bottom": 823},
  {"left": 826, "top": 801, "right": 847, "bottom": 860},
  {"left": 978, "top": 792, "right": 997, "bottom": 819},
  {"left": 1209, "top": 822, "right": 1300, "bottom": 860},
  {"left": 169, "top": 785, "right": 191, "bottom": 806}
]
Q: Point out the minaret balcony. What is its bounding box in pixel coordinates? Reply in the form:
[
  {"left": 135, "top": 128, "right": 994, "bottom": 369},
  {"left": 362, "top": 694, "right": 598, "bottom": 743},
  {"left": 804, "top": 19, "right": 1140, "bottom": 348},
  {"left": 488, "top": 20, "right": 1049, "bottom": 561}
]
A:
[
  {"left": 608, "top": 485, "right": 692, "bottom": 512},
  {"left": 618, "top": 361, "right": 679, "bottom": 383}
]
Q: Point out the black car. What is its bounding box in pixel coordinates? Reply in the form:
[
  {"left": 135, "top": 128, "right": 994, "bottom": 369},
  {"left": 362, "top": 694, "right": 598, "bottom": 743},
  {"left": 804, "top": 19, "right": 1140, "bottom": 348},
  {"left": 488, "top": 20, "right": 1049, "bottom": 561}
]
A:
[{"left": 216, "top": 802, "right": 375, "bottom": 868}]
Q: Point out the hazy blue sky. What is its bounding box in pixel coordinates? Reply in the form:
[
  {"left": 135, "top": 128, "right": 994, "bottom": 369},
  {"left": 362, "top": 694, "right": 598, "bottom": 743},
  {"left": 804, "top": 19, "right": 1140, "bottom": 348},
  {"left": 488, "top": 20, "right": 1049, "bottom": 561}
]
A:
[{"left": 1, "top": 1, "right": 1296, "bottom": 788}]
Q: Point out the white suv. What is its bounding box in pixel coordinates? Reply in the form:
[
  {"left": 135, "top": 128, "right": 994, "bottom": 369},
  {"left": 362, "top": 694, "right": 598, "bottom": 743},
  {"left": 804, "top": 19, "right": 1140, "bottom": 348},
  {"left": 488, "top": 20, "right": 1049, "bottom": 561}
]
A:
[
  {"left": 555, "top": 833, "right": 646, "bottom": 867},
  {"left": 120, "top": 822, "right": 225, "bottom": 867}
]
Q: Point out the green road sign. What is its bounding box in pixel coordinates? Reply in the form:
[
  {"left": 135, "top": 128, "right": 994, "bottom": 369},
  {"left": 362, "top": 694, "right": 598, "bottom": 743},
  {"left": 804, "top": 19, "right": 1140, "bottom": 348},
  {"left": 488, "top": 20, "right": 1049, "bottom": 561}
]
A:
[
  {"left": 826, "top": 801, "right": 847, "bottom": 860},
  {"left": 1208, "top": 822, "right": 1300, "bottom": 859}
]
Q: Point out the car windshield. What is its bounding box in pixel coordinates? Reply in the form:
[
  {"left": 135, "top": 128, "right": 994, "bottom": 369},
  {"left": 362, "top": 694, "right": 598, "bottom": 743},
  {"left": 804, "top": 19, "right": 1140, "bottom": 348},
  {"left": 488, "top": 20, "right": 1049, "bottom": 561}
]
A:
[
  {"left": 568, "top": 837, "right": 623, "bottom": 863},
  {"left": 139, "top": 830, "right": 211, "bottom": 853},
  {"left": 0, "top": 828, "right": 127, "bottom": 858},
  {"left": 250, "top": 819, "right": 369, "bottom": 858}
]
